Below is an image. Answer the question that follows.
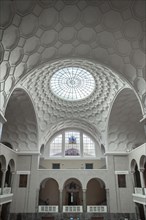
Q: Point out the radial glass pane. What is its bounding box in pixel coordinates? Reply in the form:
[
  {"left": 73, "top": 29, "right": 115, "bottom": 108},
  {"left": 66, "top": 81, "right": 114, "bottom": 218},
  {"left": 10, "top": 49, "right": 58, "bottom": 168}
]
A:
[
  {"left": 65, "top": 131, "right": 80, "bottom": 156},
  {"left": 50, "top": 67, "right": 95, "bottom": 101},
  {"left": 83, "top": 134, "right": 95, "bottom": 157},
  {"left": 50, "top": 134, "right": 62, "bottom": 156}
]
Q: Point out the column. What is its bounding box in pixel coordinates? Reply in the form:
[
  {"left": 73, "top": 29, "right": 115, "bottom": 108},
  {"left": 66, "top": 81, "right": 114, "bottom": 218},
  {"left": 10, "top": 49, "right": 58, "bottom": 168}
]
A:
[
  {"left": 1, "top": 169, "right": 7, "bottom": 194},
  {"left": 130, "top": 171, "right": 135, "bottom": 192},
  {"left": 139, "top": 169, "right": 145, "bottom": 188},
  {"left": 106, "top": 188, "right": 110, "bottom": 212},
  {"left": 139, "top": 168, "right": 146, "bottom": 219},
  {"left": 59, "top": 189, "right": 63, "bottom": 213},
  {"left": 10, "top": 171, "right": 16, "bottom": 193},
  {"left": 144, "top": 205, "right": 146, "bottom": 219},
  {"left": 82, "top": 189, "right": 86, "bottom": 212}
]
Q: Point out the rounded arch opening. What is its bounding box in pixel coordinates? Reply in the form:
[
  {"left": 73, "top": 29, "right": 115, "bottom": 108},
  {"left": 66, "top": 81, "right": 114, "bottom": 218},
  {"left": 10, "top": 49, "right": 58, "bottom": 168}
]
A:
[
  {"left": 107, "top": 88, "right": 145, "bottom": 152},
  {"left": 86, "top": 178, "right": 106, "bottom": 206},
  {"left": 1, "top": 88, "right": 38, "bottom": 152},
  {"left": 63, "top": 178, "right": 82, "bottom": 206},
  {"left": 39, "top": 178, "right": 59, "bottom": 205}
]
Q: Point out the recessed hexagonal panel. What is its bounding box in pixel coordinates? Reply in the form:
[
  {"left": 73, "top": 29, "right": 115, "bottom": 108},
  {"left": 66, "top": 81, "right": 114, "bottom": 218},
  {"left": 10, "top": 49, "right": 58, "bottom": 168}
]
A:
[
  {"left": 59, "top": 27, "right": 76, "bottom": 43},
  {"left": 0, "top": 61, "right": 10, "bottom": 81},
  {"left": 2, "top": 26, "right": 19, "bottom": 50},
  {"left": 0, "top": 1, "right": 14, "bottom": 29},
  {"left": 60, "top": 5, "right": 80, "bottom": 26},
  {"left": 41, "top": 30, "right": 58, "bottom": 46},
  {"left": 9, "top": 47, "right": 24, "bottom": 66},
  {"left": 103, "top": 11, "right": 122, "bottom": 30},
  {"left": 123, "top": 19, "right": 142, "bottom": 40},
  {"left": 39, "top": 8, "right": 58, "bottom": 29},
  {"left": 0, "top": 43, "right": 4, "bottom": 64},
  {"left": 24, "top": 36, "right": 40, "bottom": 54},
  {"left": 15, "top": 0, "right": 35, "bottom": 16},
  {"left": 20, "top": 14, "right": 38, "bottom": 37},
  {"left": 81, "top": 6, "right": 101, "bottom": 26}
]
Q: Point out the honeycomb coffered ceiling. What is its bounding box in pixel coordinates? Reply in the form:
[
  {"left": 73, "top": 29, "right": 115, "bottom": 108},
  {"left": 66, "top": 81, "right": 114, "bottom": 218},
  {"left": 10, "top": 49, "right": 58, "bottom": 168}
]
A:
[
  {"left": 20, "top": 59, "right": 126, "bottom": 144},
  {"left": 0, "top": 0, "right": 146, "bottom": 114},
  {"left": 0, "top": 0, "right": 146, "bottom": 152}
]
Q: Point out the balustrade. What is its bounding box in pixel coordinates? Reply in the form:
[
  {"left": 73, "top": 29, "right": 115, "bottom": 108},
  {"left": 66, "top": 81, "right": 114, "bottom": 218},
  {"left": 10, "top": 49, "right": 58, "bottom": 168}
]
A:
[
  {"left": 38, "top": 205, "right": 58, "bottom": 213},
  {"left": 0, "top": 187, "right": 11, "bottom": 195},
  {"left": 87, "top": 205, "right": 107, "bottom": 213},
  {"left": 63, "top": 206, "right": 83, "bottom": 213}
]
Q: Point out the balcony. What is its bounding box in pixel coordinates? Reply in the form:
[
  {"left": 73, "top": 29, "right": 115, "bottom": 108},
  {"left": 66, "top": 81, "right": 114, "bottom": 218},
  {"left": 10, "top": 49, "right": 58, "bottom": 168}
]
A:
[
  {"left": 38, "top": 205, "right": 108, "bottom": 213},
  {"left": 38, "top": 205, "right": 58, "bottom": 213},
  {"left": 87, "top": 206, "right": 107, "bottom": 213},
  {"left": 63, "top": 206, "right": 83, "bottom": 213},
  {"left": 132, "top": 187, "right": 146, "bottom": 205},
  {"left": 0, "top": 187, "right": 13, "bottom": 205}
]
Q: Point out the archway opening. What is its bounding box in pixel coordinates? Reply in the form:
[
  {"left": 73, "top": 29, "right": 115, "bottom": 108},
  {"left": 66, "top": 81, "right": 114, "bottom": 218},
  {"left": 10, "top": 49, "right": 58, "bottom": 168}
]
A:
[
  {"left": 1, "top": 88, "right": 38, "bottom": 152},
  {"left": 63, "top": 178, "right": 82, "bottom": 206},
  {"left": 86, "top": 178, "right": 106, "bottom": 206},
  {"left": 134, "top": 164, "right": 141, "bottom": 188},
  {"left": 108, "top": 88, "right": 145, "bottom": 152},
  {"left": 39, "top": 178, "right": 59, "bottom": 205}
]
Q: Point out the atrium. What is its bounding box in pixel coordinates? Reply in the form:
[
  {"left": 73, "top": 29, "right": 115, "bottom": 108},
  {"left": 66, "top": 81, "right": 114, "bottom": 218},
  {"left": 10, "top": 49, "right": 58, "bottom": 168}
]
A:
[{"left": 0, "top": 0, "right": 146, "bottom": 220}]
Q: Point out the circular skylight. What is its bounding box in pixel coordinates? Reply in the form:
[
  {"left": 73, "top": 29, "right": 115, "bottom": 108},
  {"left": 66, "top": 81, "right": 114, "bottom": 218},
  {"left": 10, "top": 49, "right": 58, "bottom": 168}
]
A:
[{"left": 50, "top": 67, "right": 95, "bottom": 101}]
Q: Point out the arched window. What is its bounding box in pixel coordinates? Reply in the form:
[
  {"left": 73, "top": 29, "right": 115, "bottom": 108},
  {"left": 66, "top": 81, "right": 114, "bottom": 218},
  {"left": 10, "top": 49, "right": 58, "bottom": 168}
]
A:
[
  {"left": 83, "top": 134, "right": 95, "bottom": 157},
  {"left": 50, "top": 134, "right": 62, "bottom": 156},
  {"left": 49, "top": 130, "right": 97, "bottom": 158}
]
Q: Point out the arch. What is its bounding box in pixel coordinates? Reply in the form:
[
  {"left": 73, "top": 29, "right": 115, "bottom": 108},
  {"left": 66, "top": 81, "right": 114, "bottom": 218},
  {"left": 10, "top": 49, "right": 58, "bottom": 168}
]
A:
[
  {"left": 63, "top": 178, "right": 82, "bottom": 206},
  {"left": 1, "top": 88, "right": 38, "bottom": 152},
  {"left": 40, "top": 144, "right": 45, "bottom": 157},
  {"left": 8, "top": 159, "right": 15, "bottom": 172},
  {"left": 0, "top": 155, "right": 6, "bottom": 170},
  {"left": 44, "top": 128, "right": 102, "bottom": 159},
  {"left": 43, "top": 119, "right": 102, "bottom": 147},
  {"left": 4, "top": 159, "right": 15, "bottom": 187},
  {"left": 139, "top": 155, "right": 146, "bottom": 170},
  {"left": 107, "top": 88, "right": 145, "bottom": 152},
  {"left": 130, "top": 159, "right": 137, "bottom": 173},
  {"left": 39, "top": 178, "right": 59, "bottom": 205},
  {"left": 86, "top": 178, "right": 106, "bottom": 206},
  {"left": 140, "top": 156, "right": 146, "bottom": 187}
]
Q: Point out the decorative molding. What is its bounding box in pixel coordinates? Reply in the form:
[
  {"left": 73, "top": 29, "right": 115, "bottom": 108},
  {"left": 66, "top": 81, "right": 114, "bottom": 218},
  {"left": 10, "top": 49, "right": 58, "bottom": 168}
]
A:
[
  {"left": 115, "top": 171, "right": 129, "bottom": 174},
  {"left": 16, "top": 171, "right": 31, "bottom": 174}
]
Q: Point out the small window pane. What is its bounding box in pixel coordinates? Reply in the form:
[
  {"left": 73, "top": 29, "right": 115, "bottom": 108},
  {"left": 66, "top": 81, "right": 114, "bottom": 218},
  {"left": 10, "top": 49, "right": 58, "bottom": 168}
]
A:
[
  {"left": 85, "top": 163, "right": 93, "bottom": 169},
  {"left": 19, "top": 174, "right": 27, "bottom": 188},
  {"left": 50, "top": 134, "right": 62, "bottom": 156},
  {"left": 52, "top": 163, "right": 60, "bottom": 169},
  {"left": 65, "top": 131, "right": 80, "bottom": 156},
  {"left": 118, "top": 174, "right": 126, "bottom": 188},
  {"left": 83, "top": 134, "right": 95, "bottom": 157}
]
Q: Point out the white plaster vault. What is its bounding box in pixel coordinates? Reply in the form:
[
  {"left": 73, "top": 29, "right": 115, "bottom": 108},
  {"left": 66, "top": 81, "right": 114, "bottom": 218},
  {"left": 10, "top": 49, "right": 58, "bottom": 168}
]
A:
[{"left": 0, "top": 0, "right": 146, "bottom": 152}]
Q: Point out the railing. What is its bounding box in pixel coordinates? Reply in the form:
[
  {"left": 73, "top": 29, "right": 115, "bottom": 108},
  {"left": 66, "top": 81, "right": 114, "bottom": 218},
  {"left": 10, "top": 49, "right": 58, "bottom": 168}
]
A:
[
  {"left": 0, "top": 187, "right": 11, "bottom": 195},
  {"left": 38, "top": 205, "right": 58, "bottom": 213},
  {"left": 87, "top": 206, "right": 107, "bottom": 213},
  {"left": 63, "top": 206, "right": 83, "bottom": 213},
  {"left": 134, "top": 187, "right": 146, "bottom": 195}
]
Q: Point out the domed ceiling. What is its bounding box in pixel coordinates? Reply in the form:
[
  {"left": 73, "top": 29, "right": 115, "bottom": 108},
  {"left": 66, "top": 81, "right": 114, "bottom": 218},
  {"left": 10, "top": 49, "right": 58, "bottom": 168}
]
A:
[
  {"left": 0, "top": 0, "right": 146, "bottom": 152},
  {"left": 0, "top": 0, "right": 146, "bottom": 113},
  {"left": 20, "top": 59, "right": 127, "bottom": 144}
]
